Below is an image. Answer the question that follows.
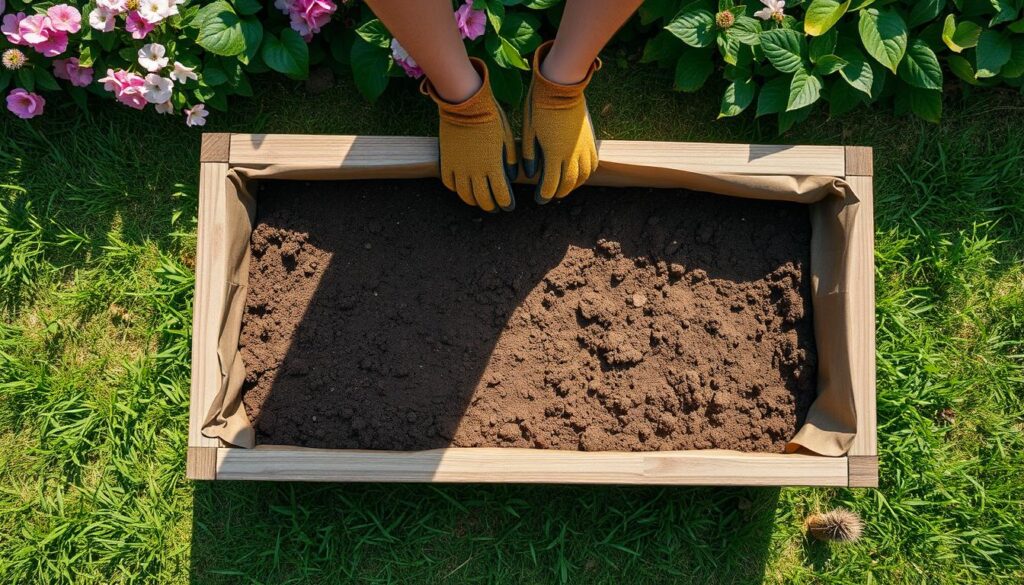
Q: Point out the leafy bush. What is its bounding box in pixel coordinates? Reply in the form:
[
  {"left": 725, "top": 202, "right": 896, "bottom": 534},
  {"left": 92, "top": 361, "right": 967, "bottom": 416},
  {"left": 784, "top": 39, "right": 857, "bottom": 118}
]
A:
[{"left": 1, "top": 0, "right": 1022, "bottom": 130}]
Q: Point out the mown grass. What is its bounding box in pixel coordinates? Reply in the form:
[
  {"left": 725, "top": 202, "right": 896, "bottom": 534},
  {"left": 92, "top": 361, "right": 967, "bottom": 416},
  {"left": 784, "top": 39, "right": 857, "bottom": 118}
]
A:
[{"left": 1, "top": 60, "right": 1023, "bottom": 584}]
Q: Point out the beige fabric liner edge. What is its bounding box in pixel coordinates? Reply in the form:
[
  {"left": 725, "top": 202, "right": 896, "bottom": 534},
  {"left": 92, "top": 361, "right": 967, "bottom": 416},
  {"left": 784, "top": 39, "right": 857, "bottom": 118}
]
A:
[{"left": 201, "top": 160, "right": 862, "bottom": 457}]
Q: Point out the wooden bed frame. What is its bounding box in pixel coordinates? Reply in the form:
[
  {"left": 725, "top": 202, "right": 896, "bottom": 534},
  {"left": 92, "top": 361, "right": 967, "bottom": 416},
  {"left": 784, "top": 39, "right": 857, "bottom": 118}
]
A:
[{"left": 187, "top": 133, "right": 877, "bottom": 487}]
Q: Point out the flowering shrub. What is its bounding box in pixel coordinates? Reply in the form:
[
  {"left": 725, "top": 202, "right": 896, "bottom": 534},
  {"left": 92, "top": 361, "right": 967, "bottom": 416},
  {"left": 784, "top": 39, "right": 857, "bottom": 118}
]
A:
[{"left": 1, "top": 0, "right": 1022, "bottom": 130}]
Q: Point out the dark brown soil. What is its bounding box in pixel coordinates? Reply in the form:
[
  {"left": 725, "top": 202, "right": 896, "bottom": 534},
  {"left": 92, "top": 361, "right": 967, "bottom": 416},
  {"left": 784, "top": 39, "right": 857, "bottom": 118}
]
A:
[{"left": 240, "top": 180, "right": 817, "bottom": 452}]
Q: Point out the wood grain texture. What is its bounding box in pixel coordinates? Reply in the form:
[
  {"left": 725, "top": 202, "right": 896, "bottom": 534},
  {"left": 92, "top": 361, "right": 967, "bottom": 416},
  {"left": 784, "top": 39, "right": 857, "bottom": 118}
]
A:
[
  {"left": 200, "top": 133, "right": 231, "bottom": 163},
  {"left": 848, "top": 455, "right": 878, "bottom": 488},
  {"left": 216, "top": 446, "right": 849, "bottom": 486},
  {"left": 845, "top": 146, "right": 873, "bottom": 177},
  {"left": 846, "top": 174, "right": 877, "bottom": 457},
  {"left": 187, "top": 446, "right": 217, "bottom": 480},
  {"left": 228, "top": 134, "right": 846, "bottom": 177},
  {"left": 188, "top": 162, "right": 228, "bottom": 448}
]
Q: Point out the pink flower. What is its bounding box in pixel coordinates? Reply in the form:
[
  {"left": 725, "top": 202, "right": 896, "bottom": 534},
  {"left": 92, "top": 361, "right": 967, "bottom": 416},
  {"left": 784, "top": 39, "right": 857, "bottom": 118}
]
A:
[
  {"left": 7, "top": 88, "right": 45, "bottom": 119},
  {"left": 53, "top": 57, "right": 94, "bottom": 87},
  {"left": 2, "top": 12, "right": 28, "bottom": 45},
  {"left": 125, "top": 10, "right": 156, "bottom": 39},
  {"left": 46, "top": 5, "right": 82, "bottom": 33},
  {"left": 184, "top": 103, "right": 208, "bottom": 126},
  {"left": 454, "top": 1, "right": 486, "bottom": 41},
  {"left": 285, "top": 0, "right": 336, "bottom": 41},
  {"left": 98, "top": 68, "right": 148, "bottom": 110},
  {"left": 390, "top": 38, "right": 423, "bottom": 79},
  {"left": 18, "top": 14, "right": 69, "bottom": 57}
]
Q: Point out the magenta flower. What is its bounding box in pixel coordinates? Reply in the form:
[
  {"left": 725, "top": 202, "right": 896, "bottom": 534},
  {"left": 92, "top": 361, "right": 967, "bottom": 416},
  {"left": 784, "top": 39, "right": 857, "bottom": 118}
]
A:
[
  {"left": 390, "top": 38, "right": 423, "bottom": 79},
  {"left": 454, "top": 1, "right": 486, "bottom": 40},
  {"left": 18, "top": 14, "right": 69, "bottom": 57},
  {"left": 7, "top": 88, "right": 45, "bottom": 119},
  {"left": 125, "top": 11, "right": 156, "bottom": 39},
  {"left": 46, "top": 5, "right": 82, "bottom": 34},
  {"left": 2, "top": 12, "right": 27, "bottom": 45},
  {"left": 53, "top": 57, "right": 94, "bottom": 87},
  {"left": 287, "top": 0, "right": 336, "bottom": 41},
  {"left": 98, "top": 68, "right": 148, "bottom": 110}
]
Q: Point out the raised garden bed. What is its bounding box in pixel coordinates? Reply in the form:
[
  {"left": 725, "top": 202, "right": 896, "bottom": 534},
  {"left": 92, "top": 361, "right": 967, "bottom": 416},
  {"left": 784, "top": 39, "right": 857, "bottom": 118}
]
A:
[{"left": 186, "top": 133, "right": 877, "bottom": 487}]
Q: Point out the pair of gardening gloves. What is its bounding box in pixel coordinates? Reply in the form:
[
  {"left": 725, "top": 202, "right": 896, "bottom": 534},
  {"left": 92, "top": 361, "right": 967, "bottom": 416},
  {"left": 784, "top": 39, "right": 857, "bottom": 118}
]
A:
[{"left": 421, "top": 41, "right": 601, "bottom": 212}]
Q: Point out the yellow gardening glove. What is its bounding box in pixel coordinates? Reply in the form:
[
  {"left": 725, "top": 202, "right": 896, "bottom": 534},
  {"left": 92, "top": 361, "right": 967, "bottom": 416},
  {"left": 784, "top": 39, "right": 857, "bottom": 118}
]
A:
[
  {"left": 421, "top": 58, "right": 518, "bottom": 212},
  {"left": 522, "top": 41, "right": 601, "bottom": 204}
]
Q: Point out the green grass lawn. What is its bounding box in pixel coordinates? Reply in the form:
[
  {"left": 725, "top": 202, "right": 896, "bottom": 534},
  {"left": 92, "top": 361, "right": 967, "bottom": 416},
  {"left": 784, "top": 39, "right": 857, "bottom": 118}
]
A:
[{"left": 1, "top": 61, "right": 1023, "bottom": 584}]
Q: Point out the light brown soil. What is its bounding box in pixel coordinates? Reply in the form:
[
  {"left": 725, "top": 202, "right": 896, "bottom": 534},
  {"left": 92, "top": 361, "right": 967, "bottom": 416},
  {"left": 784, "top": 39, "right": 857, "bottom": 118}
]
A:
[{"left": 240, "top": 180, "right": 817, "bottom": 452}]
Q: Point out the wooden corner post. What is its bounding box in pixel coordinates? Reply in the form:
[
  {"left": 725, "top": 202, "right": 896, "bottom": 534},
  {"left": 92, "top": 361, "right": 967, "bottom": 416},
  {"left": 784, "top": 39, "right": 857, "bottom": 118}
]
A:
[
  {"left": 188, "top": 133, "right": 233, "bottom": 480},
  {"left": 844, "top": 145, "right": 878, "bottom": 488}
]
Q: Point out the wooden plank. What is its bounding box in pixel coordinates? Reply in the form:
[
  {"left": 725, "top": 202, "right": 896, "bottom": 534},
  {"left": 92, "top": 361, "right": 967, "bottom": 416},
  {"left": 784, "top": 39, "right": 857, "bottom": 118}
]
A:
[
  {"left": 187, "top": 446, "right": 217, "bottom": 480},
  {"left": 228, "top": 134, "right": 846, "bottom": 177},
  {"left": 200, "top": 133, "right": 231, "bottom": 163},
  {"left": 846, "top": 174, "right": 877, "bottom": 457},
  {"left": 845, "top": 146, "right": 873, "bottom": 177},
  {"left": 188, "top": 162, "right": 228, "bottom": 449},
  {"left": 216, "top": 446, "right": 849, "bottom": 486},
  {"left": 848, "top": 455, "right": 878, "bottom": 488}
]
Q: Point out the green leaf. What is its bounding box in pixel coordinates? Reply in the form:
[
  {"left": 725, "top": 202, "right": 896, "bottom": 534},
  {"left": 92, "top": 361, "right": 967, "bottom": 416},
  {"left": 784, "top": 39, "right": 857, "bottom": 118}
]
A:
[
  {"left": 68, "top": 86, "right": 88, "bottom": 111},
  {"left": 813, "top": 54, "right": 847, "bottom": 75},
  {"left": 640, "top": 0, "right": 679, "bottom": 25},
  {"left": 941, "top": 15, "right": 981, "bottom": 53},
  {"left": 729, "top": 16, "right": 762, "bottom": 45},
  {"left": 17, "top": 68, "right": 34, "bottom": 91},
  {"left": 484, "top": 53, "right": 523, "bottom": 104},
  {"left": 810, "top": 28, "right": 838, "bottom": 63},
  {"left": 718, "top": 77, "right": 756, "bottom": 118},
  {"left": 233, "top": 0, "right": 262, "bottom": 16},
  {"left": 858, "top": 8, "right": 907, "bottom": 73},
  {"left": 202, "top": 64, "right": 228, "bottom": 86},
  {"left": 787, "top": 68, "right": 823, "bottom": 110},
  {"left": 673, "top": 50, "right": 714, "bottom": 91},
  {"left": 261, "top": 28, "right": 309, "bottom": 79},
  {"left": 756, "top": 75, "right": 789, "bottom": 117},
  {"left": 501, "top": 13, "right": 542, "bottom": 54},
  {"left": 1001, "top": 37, "right": 1024, "bottom": 78},
  {"left": 975, "top": 29, "right": 1012, "bottom": 78},
  {"left": 988, "top": 0, "right": 1021, "bottom": 26},
  {"left": 778, "top": 105, "right": 812, "bottom": 134},
  {"left": 350, "top": 39, "right": 390, "bottom": 102},
  {"left": 760, "top": 28, "right": 805, "bottom": 73},
  {"left": 484, "top": 0, "right": 504, "bottom": 34},
  {"left": 718, "top": 31, "right": 741, "bottom": 65},
  {"left": 356, "top": 19, "right": 392, "bottom": 49},
  {"left": 641, "top": 30, "right": 685, "bottom": 65},
  {"left": 239, "top": 17, "right": 263, "bottom": 65},
  {"left": 78, "top": 45, "right": 95, "bottom": 68},
  {"left": 947, "top": 54, "right": 981, "bottom": 85},
  {"left": 485, "top": 35, "right": 530, "bottom": 70},
  {"left": 895, "top": 85, "right": 941, "bottom": 122},
  {"left": 827, "top": 78, "right": 865, "bottom": 116},
  {"left": 907, "top": 0, "right": 943, "bottom": 28},
  {"left": 33, "top": 67, "right": 60, "bottom": 91},
  {"left": 665, "top": 9, "right": 717, "bottom": 48},
  {"left": 897, "top": 38, "right": 942, "bottom": 89},
  {"left": 804, "top": 0, "right": 851, "bottom": 36},
  {"left": 0, "top": 70, "right": 11, "bottom": 92},
  {"left": 193, "top": 1, "right": 246, "bottom": 57}
]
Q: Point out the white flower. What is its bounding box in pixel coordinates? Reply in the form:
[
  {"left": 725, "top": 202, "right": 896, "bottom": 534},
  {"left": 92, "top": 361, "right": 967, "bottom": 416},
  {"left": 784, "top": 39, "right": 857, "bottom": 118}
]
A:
[
  {"left": 754, "top": 0, "right": 785, "bottom": 22},
  {"left": 88, "top": 7, "right": 116, "bottom": 32},
  {"left": 138, "top": 43, "right": 168, "bottom": 72},
  {"left": 155, "top": 100, "right": 174, "bottom": 114},
  {"left": 96, "top": 0, "right": 127, "bottom": 13},
  {"left": 170, "top": 61, "right": 197, "bottom": 83},
  {"left": 142, "top": 74, "right": 174, "bottom": 104},
  {"left": 138, "top": 0, "right": 176, "bottom": 24},
  {"left": 184, "top": 103, "right": 208, "bottom": 127}
]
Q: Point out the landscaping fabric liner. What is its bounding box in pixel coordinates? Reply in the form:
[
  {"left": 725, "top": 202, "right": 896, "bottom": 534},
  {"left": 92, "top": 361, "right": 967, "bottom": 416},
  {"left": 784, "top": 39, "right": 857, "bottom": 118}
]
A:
[{"left": 201, "top": 157, "right": 863, "bottom": 457}]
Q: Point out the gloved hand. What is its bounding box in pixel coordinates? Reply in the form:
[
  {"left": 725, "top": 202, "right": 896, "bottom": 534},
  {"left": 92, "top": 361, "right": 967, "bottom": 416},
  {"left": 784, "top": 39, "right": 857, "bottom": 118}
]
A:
[
  {"left": 421, "top": 58, "right": 518, "bottom": 212},
  {"left": 522, "top": 41, "right": 601, "bottom": 204}
]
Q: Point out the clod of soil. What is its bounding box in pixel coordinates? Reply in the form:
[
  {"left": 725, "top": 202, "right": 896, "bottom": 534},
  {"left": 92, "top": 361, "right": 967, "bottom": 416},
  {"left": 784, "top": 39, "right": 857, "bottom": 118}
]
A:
[{"left": 240, "top": 180, "right": 817, "bottom": 452}]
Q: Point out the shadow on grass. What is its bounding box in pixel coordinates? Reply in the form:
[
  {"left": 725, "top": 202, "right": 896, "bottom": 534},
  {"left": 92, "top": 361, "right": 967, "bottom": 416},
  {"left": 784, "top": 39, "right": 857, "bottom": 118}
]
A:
[{"left": 190, "top": 482, "right": 781, "bottom": 584}]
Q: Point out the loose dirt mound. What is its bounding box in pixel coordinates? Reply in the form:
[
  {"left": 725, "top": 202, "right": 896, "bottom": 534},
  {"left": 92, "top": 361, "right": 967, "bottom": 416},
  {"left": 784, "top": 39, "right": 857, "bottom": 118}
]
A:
[{"left": 240, "top": 180, "right": 817, "bottom": 452}]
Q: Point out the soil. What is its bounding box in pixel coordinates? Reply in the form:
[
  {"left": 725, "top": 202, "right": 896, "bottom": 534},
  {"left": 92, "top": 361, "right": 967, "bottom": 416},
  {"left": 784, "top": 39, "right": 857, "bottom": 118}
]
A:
[{"left": 240, "top": 179, "right": 817, "bottom": 452}]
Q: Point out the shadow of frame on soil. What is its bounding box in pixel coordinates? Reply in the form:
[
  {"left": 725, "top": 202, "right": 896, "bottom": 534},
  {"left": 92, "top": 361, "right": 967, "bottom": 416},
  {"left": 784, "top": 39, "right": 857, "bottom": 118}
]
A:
[{"left": 189, "top": 482, "right": 781, "bottom": 583}]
